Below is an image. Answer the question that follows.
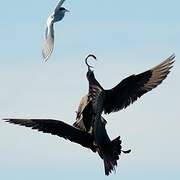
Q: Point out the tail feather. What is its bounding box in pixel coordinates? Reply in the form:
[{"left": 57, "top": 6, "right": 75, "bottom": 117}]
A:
[
  {"left": 104, "top": 158, "right": 116, "bottom": 176},
  {"left": 103, "top": 136, "right": 131, "bottom": 175},
  {"left": 103, "top": 136, "right": 122, "bottom": 176}
]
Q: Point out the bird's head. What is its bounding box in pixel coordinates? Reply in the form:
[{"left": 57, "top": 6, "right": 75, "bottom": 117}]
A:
[
  {"left": 59, "top": 7, "right": 69, "bottom": 13},
  {"left": 53, "top": 7, "right": 69, "bottom": 23},
  {"left": 85, "top": 54, "right": 97, "bottom": 80}
]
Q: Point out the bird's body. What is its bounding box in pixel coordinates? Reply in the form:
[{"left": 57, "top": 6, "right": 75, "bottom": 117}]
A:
[
  {"left": 74, "top": 55, "right": 104, "bottom": 132},
  {"left": 42, "top": 0, "right": 69, "bottom": 62},
  {"left": 92, "top": 90, "right": 124, "bottom": 175},
  {"left": 74, "top": 55, "right": 131, "bottom": 175},
  {"left": 53, "top": 7, "right": 67, "bottom": 22}
]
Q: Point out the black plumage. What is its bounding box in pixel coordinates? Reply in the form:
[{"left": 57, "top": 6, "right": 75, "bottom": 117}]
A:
[
  {"left": 92, "top": 90, "right": 126, "bottom": 175},
  {"left": 3, "top": 118, "right": 96, "bottom": 152},
  {"left": 103, "top": 54, "right": 175, "bottom": 113},
  {"left": 73, "top": 53, "right": 175, "bottom": 174},
  {"left": 74, "top": 55, "right": 132, "bottom": 175},
  {"left": 75, "top": 54, "right": 175, "bottom": 127},
  {"left": 3, "top": 54, "right": 175, "bottom": 176},
  {"left": 3, "top": 117, "right": 129, "bottom": 176}
]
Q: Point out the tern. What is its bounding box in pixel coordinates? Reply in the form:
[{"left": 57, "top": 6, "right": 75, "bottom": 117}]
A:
[{"left": 42, "top": 0, "right": 69, "bottom": 62}]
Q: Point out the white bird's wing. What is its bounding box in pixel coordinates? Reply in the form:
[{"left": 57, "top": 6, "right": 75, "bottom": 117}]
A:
[
  {"left": 42, "top": 19, "right": 54, "bottom": 62},
  {"left": 42, "top": 36, "right": 54, "bottom": 62},
  {"left": 55, "top": 0, "right": 66, "bottom": 12}
]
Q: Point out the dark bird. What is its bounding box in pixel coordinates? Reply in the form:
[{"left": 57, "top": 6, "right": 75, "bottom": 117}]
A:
[
  {"left": 74, "top": 55, "right": 132, "bottom": 175},
  {"left": 42, "top": 0, "right": 69, "bottom": 62},
  {"left": 74, "top": 54, "right": 175, "bottom": 131},
  {"left": 91, "top": 88, "right": 131, "bottom": 175},
  {"left": 73, "top": 53, "right": 175, "bottom": 174},
  {"left": 3, "top": 117, "right": 128, "bottom": 175}
]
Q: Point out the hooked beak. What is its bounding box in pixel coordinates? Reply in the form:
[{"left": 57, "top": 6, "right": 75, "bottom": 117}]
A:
[{"left": 85, "top": 54, "right": 97, "bottom": 70}]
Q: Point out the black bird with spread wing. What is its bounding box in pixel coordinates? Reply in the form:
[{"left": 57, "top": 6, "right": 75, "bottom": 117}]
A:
[
  {"left": 74, "top": 54, "right": 175, "bottom": 130},
  {"left": 3, "top": 118, "right": 128, "bottom": 175},
  {"left": 73, "top": 53, "right": 175, "bottom": 174}
]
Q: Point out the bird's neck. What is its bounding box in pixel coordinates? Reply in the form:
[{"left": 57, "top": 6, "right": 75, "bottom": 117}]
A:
[
  {"left": 47, "top": 14, "right": 54, "bottom": 26},
  {"left": 89, "top": 74, "right": 102, "bottom": 88}
]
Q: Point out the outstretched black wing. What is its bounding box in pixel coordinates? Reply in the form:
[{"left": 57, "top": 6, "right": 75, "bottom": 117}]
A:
[
  {"left": 3, "top": 118, "right": 95, "bottom": 152},
  {"left": 103, "top": 54, "right": 175, "bottom": 114}
]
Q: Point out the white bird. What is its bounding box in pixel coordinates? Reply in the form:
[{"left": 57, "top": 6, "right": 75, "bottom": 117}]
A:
[{"left": 42, "top": 0, "right": 69, "bottom": 62}]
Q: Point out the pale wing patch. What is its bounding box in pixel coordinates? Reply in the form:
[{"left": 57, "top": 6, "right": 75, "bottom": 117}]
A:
[{"left": 143, "top": 54, "right": 175, "bottom": 91}]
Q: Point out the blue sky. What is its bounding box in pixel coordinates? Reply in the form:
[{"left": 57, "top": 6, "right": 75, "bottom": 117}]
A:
[{"left": 0, "top": 0, "right": 180, "bottom": 179}]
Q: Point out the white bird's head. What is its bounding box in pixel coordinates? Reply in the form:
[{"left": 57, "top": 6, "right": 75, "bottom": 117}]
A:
[
  {"left": 53, "top": 7, "right": 69, "bottom": 23},
  {"left": 59, "top": 7, "right": 69, "bottom": 13}
]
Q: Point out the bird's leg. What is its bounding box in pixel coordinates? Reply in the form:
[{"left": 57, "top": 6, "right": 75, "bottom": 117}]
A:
[{"left": 122, "top": 149, "right": 131, "bottom": 154}]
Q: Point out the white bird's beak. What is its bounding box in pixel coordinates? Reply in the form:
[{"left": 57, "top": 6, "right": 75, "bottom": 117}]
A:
[{"left": 65, "top": 9, "right": 70, "bottom": 12}]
